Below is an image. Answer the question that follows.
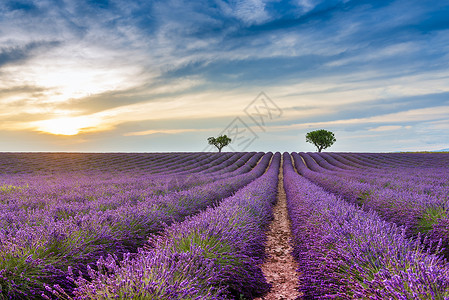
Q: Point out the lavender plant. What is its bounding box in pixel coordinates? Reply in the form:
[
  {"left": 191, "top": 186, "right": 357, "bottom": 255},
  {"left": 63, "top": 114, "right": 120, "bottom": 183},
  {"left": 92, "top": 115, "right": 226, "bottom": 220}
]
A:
[
  {"left": 283, "top": 152, "right": 449, "bottom": 299},
  {"left": 292, "top": 152, "right": 449, "bottom": 256},
  {"left": 0, "top": 152, "right": 271, "bottom": 298},
  {"left": 64, "top": 153, "right": 280, "bottom": 299}
]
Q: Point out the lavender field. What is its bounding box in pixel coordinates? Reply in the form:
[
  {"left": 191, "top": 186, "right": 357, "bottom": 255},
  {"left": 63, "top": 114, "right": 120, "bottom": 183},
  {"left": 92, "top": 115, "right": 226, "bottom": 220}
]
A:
[{"left": 1, "top": 152, "right": 449, "bottom": 299}]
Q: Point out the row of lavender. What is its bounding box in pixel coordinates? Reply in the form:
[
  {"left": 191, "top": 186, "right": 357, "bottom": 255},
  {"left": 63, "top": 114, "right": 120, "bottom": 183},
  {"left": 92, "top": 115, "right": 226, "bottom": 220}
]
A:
[
  {"left": 41, "top": 153, "right": 281, "bottom": 299},
  {"left": 0, "top": 152, "right": 223, "bottom": 175},
  {"left": 0, "top": 152, "right": 271, "bottom": 298},
  {"left": 0, "top": 152, "right": 260, "bottom": 230},
  {"left": 283, "top": 153, "right": 449, "bottom": 298},
  {"left": 339, "top": 152, "right": 449, "bottom": 168},
  {"left": 305, "top": 152, "right": 449, "bottom": 193},
  {"left": 0, "top": 152, "right": 238, "bottom": 207},
  {"left": 293, "top": 152, "right": 449, "bottom": 257},
  {"left": 0, "top": 152, "right": 250, "bottom": 210},
  {"left": 300, "top": 152, "right": 449, "bottom": 206}
]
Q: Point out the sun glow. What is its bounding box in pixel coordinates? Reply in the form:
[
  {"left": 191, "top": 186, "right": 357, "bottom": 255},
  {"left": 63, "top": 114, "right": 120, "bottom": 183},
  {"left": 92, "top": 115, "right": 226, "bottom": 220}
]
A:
[
  {"left": 32, "top": 116, "right": 101, "bottom": 135},
  {"left": 32, "top": 67, "right": 133, "bottom": 104}
]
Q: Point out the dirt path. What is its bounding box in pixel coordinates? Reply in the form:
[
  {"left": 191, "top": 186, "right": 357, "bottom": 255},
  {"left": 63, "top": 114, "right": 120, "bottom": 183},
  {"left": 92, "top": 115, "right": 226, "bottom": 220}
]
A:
[{"left": 255, "top": 161, "right": 301, "bottom": 300}]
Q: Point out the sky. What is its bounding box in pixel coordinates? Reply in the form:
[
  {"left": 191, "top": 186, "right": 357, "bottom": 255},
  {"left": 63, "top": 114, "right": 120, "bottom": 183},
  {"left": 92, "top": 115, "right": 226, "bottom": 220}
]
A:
[{"left": 1, "top": 0, "right": 449, "bottom": 153}]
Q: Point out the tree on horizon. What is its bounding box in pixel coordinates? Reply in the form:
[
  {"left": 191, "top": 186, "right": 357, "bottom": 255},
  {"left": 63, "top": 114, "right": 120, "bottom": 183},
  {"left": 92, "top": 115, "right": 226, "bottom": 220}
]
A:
[
  {"left": 208, "top": 135, "right": 232, "bottom": 152},
  {"left": 306, "top": 129, "right": 336, "bottom": 152}
]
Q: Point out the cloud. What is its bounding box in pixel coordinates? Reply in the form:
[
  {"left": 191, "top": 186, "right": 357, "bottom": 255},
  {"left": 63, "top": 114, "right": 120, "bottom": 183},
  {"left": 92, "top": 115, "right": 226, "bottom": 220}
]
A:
[
  {"left": 426, "top": 120, "right": 449, "bottom": 130},
  {"left": 1, "top": 0, "right": 449, "bottom": 152},
  {"left": 0, "top": 41, "right": 60, "bottom": 67},
  {"left": 0, "top": 85, "right": 45, "bottom": 99},
  {"left": 6, "top": 1, "right": 39, "bottom": 12},
  {"left": 368, "top": 125, "right": 408, "bottom": 132},
  {"left": 124, "top": 128, "right": 204, "bottom": 136},
  {"left": 217, "top": 0, "right": 271, "bottom": 25},
  {"left": 275, "top": 106, "right": 449, "bottom": 133}
]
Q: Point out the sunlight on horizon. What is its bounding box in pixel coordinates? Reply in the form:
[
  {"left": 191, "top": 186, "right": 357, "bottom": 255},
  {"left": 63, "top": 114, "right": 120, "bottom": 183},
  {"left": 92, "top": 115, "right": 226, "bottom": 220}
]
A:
[{"left": 32, "top": 116, "right": 101, "bottom": 135}]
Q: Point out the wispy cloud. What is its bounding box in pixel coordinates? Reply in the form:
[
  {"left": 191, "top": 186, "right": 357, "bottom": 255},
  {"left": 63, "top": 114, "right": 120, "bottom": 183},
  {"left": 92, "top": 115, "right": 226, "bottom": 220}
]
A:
[
  {"left": 0, "top": 0, "right": 448, "bottom": 151},
  {"left": 368, "top": 125, "right": 410, "bottom": 132},
  {"left": 124, "top": 128, "right": 205, "bottom": 136},
  {"left": 0, "top": 41, "right": 60, "bottom": 67}
]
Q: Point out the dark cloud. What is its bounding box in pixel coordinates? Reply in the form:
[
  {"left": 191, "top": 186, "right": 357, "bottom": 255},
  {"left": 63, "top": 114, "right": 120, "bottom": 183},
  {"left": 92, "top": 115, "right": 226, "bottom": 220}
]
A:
[
  {"left": 162, "top": 54, "right": 337, "bottom": 86},
  {"left": 55, "top": 79, "right": 208, "bottom": 115},
  {"left": 0, "top": 41, "right": 60, "bottom": 67},
  {"left": 6, "top": 0, "right": 38, "bottom": 12},
  {"left": 0, "top": 85, "right": 46, "bottom": 98},
  {"left": 55, "top": 89, "right": 159, "bottom": 115},
  {"left": 154, "top": 0, "right": 449, "bottom": 88},
  {"left": 280, "top": 91, "right": 449, "bottom": 127},
  {"left": 334, "top": 92, "right": 449, "bottom": 121},
  {"left": 87, "top": 0, "right": 110, "bottom": 10},
  {"left": 408, "top": 4, "right": 449, "bottom": 33}
]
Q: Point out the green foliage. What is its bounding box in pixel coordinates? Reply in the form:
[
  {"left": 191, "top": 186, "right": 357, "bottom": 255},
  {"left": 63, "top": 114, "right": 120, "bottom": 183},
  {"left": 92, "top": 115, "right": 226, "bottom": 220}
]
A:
[
  {"left": 207, "top": 135, "right": 232, "bottom": 152},
  {"left": 0, "top": 184, "right": 27, "bottom": 193},
  {"left": 171, "top": 232, "right": 238, "bottom": 266},
  {"left": 356, "top": 191, "right": 371, "bottom": 204},
  {"left": 418, "top": 207, "right": 447, "bottom": 234},
  {"left": 306, "top": 129, "right": 336, "bottom": 152}
]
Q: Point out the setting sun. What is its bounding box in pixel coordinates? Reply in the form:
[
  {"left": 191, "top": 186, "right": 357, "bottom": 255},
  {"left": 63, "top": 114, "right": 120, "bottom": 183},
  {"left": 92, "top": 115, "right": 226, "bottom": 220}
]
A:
[{"left": 32, "top": 116, "right": 100, "bottom": 135}]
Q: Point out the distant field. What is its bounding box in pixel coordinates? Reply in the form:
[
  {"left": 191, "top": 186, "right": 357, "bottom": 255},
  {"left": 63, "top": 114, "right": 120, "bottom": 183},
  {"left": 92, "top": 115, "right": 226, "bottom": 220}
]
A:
[{"left": 1, "top": 152, "right": 448, "bottom": 299}]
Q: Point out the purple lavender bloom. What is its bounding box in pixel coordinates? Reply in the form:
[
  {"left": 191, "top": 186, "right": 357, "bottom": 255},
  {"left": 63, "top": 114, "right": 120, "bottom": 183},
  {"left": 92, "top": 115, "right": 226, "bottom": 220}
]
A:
[
  {"left": 283, "top": 152, "right": 449, "bottom": 299},
  {"left": 291, "top": 152, "right": 449, "bottom": 256},
  {"left": 70, "top": 153, "right": 280, "bottom": 299},
  {"left": 0, "top": 152, "right": 272, "bottom": 298}
]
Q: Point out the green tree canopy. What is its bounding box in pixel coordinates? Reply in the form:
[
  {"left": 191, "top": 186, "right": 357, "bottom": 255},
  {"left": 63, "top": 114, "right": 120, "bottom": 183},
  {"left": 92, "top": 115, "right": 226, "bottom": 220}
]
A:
[
  {"left": 208, "top": 135, "right": 232, "bottom": 152},
  {"left": 306, "top": 129, "right": 336, "bottom": 152}
]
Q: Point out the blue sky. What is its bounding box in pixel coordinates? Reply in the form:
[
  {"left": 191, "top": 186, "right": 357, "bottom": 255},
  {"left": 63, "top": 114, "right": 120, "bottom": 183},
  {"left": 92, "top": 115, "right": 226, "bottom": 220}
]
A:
[{"left": 1, "top": 0, "right": 448, "bottom": 152}]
